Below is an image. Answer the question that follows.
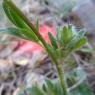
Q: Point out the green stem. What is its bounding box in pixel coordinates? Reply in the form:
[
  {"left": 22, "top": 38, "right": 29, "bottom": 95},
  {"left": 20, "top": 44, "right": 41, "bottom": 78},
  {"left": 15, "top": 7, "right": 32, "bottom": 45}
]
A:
[
  {"left": 7, "top": 1, "right": 57, "bottom": 63},
  {"left": 56, "top": 63, "right": 68, "bottom": 95},
  {"left": 7, "top": 1, "right": 68, "bottom": 94}
]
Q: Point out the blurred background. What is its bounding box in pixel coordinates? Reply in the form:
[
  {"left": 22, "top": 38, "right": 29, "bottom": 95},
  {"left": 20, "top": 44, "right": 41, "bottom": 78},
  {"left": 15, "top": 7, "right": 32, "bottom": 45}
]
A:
[{"left": 0, "top": 0, "right": 95, "bottom": 95}]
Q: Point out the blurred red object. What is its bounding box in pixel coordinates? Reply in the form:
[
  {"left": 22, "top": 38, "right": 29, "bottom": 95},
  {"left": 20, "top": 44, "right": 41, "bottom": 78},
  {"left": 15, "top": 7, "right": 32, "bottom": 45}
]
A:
[{"left": 16, "top": 25, "right": 56, "bottom": 54}]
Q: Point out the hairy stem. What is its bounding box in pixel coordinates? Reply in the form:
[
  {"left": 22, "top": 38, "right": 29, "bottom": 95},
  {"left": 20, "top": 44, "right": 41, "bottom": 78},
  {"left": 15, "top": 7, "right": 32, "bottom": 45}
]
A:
[
  {"left": 5, "top": 1, "right": 68, "bottom": 94},
  {"left": 56, "top": 64, "right": 68, "bottom": 95}
]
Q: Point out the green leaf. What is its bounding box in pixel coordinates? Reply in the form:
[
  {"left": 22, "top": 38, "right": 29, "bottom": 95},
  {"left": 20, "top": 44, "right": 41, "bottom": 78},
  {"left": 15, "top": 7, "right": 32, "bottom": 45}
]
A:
[
  {"left": 55, "top": 48, "right": 62, "bottom": 59},
  {"left": 73, "top": 37, "right": 87, "bottom": 49},
  {"left": 62, "top": 25, "right": 73, "bottom": 45},
  {"left": 0, "top": 28, "right": 39, "bottom": 42},
  {"left": 78, "top": 29, "right": 86, "bottom": 38},
  {"left": 45, "top": 79, "right": 57, "bottom": 95},
  {"left": 3, "top": 0, "right": 29, "bottom": 29},
  {"left": 3, "top": 0, "right": 37, "bottom": 33},
  {"left": 80, "top": 48, "right": 93, "bottom": 53},
  {"left": 3, "top": 1, "right": 16, "bottom": 25},
  {"left": 26, "top": 85, "right": 46, "bottom": 95},
  {"left": 71, "top": 83, "right": 94, "bottom": 95},
  {"left": 0, "top": 28, "right": 25, "bottom": 38},
  {"left": 48, "top": 32, "right": 58, "bottom": 49},
  {"left": 45, "top": 79, "right": 64, "bottom": 95},
  {"left": 56, "top": 27, "right": 62, "bottom": 45},
  {"left": 54, "top": 81, "right": 64, "bottom": 95},
  {"left": 66, "top": 30, "right": 87, "bottom": 52}
]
